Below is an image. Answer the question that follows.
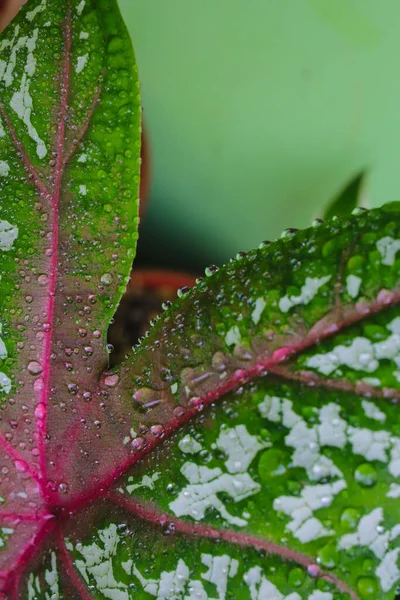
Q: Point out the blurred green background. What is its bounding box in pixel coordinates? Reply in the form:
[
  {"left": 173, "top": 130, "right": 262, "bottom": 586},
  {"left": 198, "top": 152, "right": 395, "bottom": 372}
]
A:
[{"left": 119, "top": 0, "right": 400, "bottom": 273}]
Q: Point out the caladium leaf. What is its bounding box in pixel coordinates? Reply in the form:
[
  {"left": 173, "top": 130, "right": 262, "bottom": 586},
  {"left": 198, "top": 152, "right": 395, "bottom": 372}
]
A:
[
  {"left": 1, "top": 4, "right": 400, "bottom": 600},
  {"left": 0, "top": 0, "right": 140, "bottom": 593}
]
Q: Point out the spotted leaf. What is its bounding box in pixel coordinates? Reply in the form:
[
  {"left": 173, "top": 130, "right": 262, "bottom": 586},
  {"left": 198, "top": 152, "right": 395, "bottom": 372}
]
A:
[{"left": 1, "top": 2, "right": 400, "bottom": 599}]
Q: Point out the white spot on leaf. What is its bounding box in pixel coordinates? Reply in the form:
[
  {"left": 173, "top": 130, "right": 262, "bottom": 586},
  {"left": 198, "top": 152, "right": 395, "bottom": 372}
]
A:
[
  {"left": 7, "top": 28, "right": 47, "bottom": 158},
  {"left": 0, "top": 220, "right": 18, "bottom": 251},
  {"left": 362, "top": 400, "right": 386, "bottom": 423},
  {"left": 279, "top": 275, "right": 331, "bottom": 313},
  {"left": 346, "top": 274, "right": 362, "bottom": 298},
  {"left": 74, "top": 524, "right": 129, "bottom": 599},
  {"left": 76, "top": 0, "right": 86, "bottom": 15},
  {"left": 251, "top": 297, "right": 266, "bottom": 325},
  {"left": 178, "top": 434, "right": 202, "bottom": 454},
  {"left": 0, "top": 161, "right": 9, "bottom": 176},
  {"left": 0, "top": 372, "right": 11, "bottom": 393},
  {"left": 76, "top": 54, "right": 88, "bottom": 74},
  {"left": 377, "top": 236, "right": 400, "bottom": 266},
  {"left": 131, "top": 553, "right": 238, "bottom": 599},
  {"left": 339, "top": 508, "right": 400, "bottom": 592},
  {"left": 225, "top": 326, "right": 241, "bottom": 347},
  {"left": 244, "top": 566, "right": 301, "bottom": 600},
  {"left": 170, "top": 425, "right": 268, "bottom": 526},
  {"left": 274, "top": 480, "right": 346, "bottom": 543},
  {"left": 126, "top": 472, "right": 160, "bottom": 494},
  {"left": 306, "top": 317, "right": 400, "bottom": 382},
  {"left": 26, "top": 0, "right": 46, "bottom": 22}
]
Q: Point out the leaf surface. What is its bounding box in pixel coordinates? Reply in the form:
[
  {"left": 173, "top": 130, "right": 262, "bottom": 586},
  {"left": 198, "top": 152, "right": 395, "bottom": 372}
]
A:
[
  {"left": 0, "top": 0, "right": 140, "bottom": 593},
  {"left": 1, "top": 2, "right": 400, "bottom": 599}
]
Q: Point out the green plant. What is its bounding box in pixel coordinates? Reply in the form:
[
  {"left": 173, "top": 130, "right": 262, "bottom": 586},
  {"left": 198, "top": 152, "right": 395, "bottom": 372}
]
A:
[{"left": 0, "top": 1, "right": 400, "bottom": 599}]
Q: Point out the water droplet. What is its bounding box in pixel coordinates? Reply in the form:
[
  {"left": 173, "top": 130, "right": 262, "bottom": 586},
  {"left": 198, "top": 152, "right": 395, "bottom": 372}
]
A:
[
  {"left": 287, "top": 568, "right": 305, "bottom": 588},
  {"left": 38, "top": 274, "right": 49, "bottom": 286},
  {"left": 317, "top": 543, "right": 338, "bottom": 569},
  {"left": 340, "top": 507, "right": 361, "bottom": 530},
  {"left": 27, "top": 361, "right": 42, "bottom": 376},
  {"left": 104, "top": 374, "right": 119, "bottom": 387},
  {"left": 34, "top": 403, "right": 45, "bottom": 420},
  {"left": 177, "top": 286, "right": 190, "bottom": 298},
  {"left": 67, "top": 383, "right": 78, "bottom": 395},
  {"left": 101, "top": 273, "right": 112, "bottom": 285},
  {"left": 58, "top": 482, "right": 69, "bottom": 494},
  {"left": 356, "top": 576, "right": 378, "bottom": 598},
  {"left": 205, "top": 265, "right": 218, "bottom": 277},
  {"left": 258, "top": 449, "right": 286, "bottom": 481},
  {"left": 131, "top": 437, "right": 145, "bottom": 450},
  {"left": 150, "top": 424, "right": 164, "bottom": 437},
  {"left": 355, "top": 463, "right": 378, "bottom": 487},
  {"left": 307, "top": 564, "right": 320, "bottom": 578}
]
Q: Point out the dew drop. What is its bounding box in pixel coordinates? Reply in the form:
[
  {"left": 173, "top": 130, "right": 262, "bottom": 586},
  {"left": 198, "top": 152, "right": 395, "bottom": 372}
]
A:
[
  {"left": 205, "top": 265, "right": 218, "bottom": 277},
  {"left": 355, "top": 463, "right": 378, "bottom": 487},
  {"left": 58, "top": 482, "right": 69, "bottom": 494},
  {"left": 34, "top": 403, "right": 45, "bottom": 420},
  {"left": 27, "top": 361, "right": 43, "bottom": 376},
  {"left": 33, "top": 378, "right": 44, "bottom": 392},
  {"left": 101, "top": 273, "right": 112, "bottom": 285},
  {"left": 131, "top": 436, "right": 145, "bottom": 450},
  {"left": 356, "top": 576, "right": 378, "bottom": 598},
  {"left": 104, "top": 374, "right": 119, "bottom": 387},
  {"left": 38, "top": 274, "right": 49, "bottom": 286},
  {"left": 150, "top": 424, "right": 164, "bottom": 437}
]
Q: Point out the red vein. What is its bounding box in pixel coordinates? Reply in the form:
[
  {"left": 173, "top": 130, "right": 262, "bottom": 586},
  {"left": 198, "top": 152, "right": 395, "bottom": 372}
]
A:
[
  {"left": 1, "top": 517, "right": 55, "bottom": 599},
  {"left": 109, "top": 493, "right": 360, "bottom": 600},
  {"left": 37, "top": 3, "right": 72, "bottom": 485},
  {"left": 63, "top": 287, "right": 400, "bottom": 512},
  {"left": 0, "top": 101, "right": 50, "bottom": 199},
  {"left": 62, "top": 82, "right": 102, "bottom": 167},
  {"left": 0, "top": 432, "right": 41, "bottom": 486},
  {"left": 0, "top": 512, "right": 50, "bottom": 522},
  {"left": 269, "top": 365, "right": 400, "bottom": 402},
  {"left": 57, "top": 525, "right": 93, "bottom": 600}
]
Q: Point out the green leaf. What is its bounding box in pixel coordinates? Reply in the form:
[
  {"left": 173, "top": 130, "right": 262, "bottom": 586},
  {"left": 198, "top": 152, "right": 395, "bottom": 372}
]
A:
[
  {"left": 1, "top": 2, "right": 400, "bottom": 599},
  {"left": 12, "top": 202, "right": 400, "bottom": 600},
  {"left": 0, "top": 0, "right": 141, "bottom": 592},
  {"left": 324, "top": 172, "right": 365, "bottom": 221}
]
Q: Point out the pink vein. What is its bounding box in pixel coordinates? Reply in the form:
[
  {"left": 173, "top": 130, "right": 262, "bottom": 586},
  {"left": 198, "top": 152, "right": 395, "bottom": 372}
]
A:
[
  {"left": 0, "top": 433, "right": 41, "bottom": 485},
  {"left": 37, "top": 4, "right": 72, "bottom": 485},
  {"left": 0, "top": 517, "right": 56, "bottom": 599},
  {"left": 109, "top": 493, "right": 360, "bottom": 600},
  {"left": 57, "top": 525, "right": 93, "bottom": 600},
  {"left": 0, "top": 512, "right": 50, "bottom": 522},
  {"left": 63, "top": 288, "right": 400, "bottom": 512},
  {"left": 0, "top": 101, "right": 50, "bottom": 199},
  {"left": 268, "top": 365, "right": 400, "bottom": 401}
]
